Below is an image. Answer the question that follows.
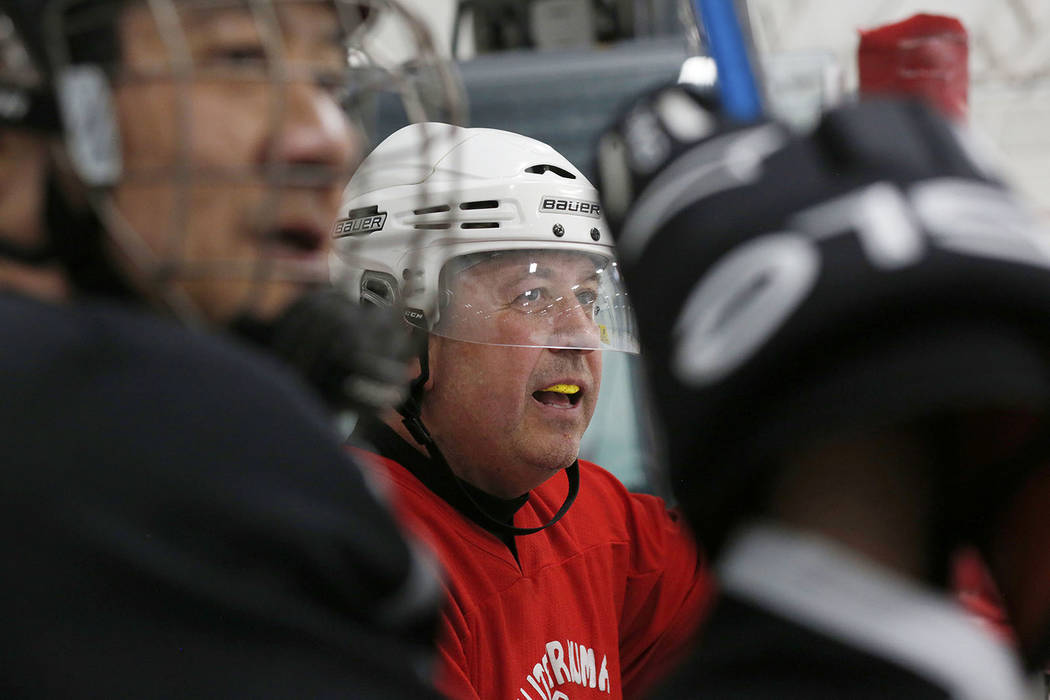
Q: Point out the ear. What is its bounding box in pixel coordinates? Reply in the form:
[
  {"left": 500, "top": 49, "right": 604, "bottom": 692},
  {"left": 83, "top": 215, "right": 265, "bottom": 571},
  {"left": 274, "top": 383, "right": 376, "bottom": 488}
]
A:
[
  {"left": 406, "top": 354, "right": 423, "bottom": 382},
  {"left": 0, "top": 131, "right": 19, "bottom": 197},
  {"left": 47, "top": 138, "right": 92, "bottom": 210},
  {"left": 0, "top": 129, "right": 45, "bottom": 188},
  {"left": 420, "top": 334, "right": 438, "bottom": 392}
]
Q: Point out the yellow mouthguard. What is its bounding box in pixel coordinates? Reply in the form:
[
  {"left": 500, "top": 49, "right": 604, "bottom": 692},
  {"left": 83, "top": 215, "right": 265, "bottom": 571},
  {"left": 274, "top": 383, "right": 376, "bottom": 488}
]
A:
[{"left": 540, "top": 384, "right": 580, "bottom": 394}]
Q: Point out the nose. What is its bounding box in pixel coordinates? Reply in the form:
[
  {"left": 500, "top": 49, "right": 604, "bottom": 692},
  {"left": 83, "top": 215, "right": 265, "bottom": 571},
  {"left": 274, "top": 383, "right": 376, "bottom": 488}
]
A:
[
  {"left": 547, "top": 295, "right": 601, "bottom": 353},
  {"left": 264, "top": 79, "right": 360, "bottom": 180}
]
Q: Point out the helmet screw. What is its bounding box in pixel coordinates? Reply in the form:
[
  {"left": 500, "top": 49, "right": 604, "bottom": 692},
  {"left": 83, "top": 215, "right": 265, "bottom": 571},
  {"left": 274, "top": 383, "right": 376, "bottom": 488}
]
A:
[
  {"left": 553, "top": 223, "right": 565, "bottom": 237},
  {"left": 590, "top": 228, "right": 601, "bottom": 241}
]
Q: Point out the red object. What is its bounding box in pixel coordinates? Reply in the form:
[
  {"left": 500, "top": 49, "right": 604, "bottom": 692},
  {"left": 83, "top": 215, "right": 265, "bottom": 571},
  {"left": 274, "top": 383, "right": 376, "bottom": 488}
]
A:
[
  {"left": 952, "top": 548, "right": 1016, "bottom": 646},
  {"left": 353, "top": 448, "right": 714, "bottom": 700},
  {"left": 858, "top": 13, "right": 969, "bottom": 122}
]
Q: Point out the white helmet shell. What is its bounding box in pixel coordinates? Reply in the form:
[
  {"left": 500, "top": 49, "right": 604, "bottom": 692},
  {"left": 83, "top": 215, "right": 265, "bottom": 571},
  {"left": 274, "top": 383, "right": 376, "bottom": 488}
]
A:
[{"left": 334, "top": 122, "right": 638, "bottom": 353}]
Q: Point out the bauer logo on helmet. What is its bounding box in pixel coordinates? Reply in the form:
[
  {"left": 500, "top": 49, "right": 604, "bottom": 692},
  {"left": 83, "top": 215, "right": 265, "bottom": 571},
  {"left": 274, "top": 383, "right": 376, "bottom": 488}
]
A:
[
  {"left": 334, "top": 210, "right": 387, "bottom": 237},
  {"left": 539, "top": 196, "right": 602, "bottom": 219}
]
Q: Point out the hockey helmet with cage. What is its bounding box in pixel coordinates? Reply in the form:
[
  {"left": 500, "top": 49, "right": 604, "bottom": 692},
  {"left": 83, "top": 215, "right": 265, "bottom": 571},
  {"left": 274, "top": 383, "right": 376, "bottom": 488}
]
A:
[
  {"left": 0, "top": 0, "right": 455, "bottom": 415},
  {"left": 0, "top": 0, "right": 429, "bottom": 308},
  {"left": 334, "top": 122, "right": 640, "bottom": 354}
]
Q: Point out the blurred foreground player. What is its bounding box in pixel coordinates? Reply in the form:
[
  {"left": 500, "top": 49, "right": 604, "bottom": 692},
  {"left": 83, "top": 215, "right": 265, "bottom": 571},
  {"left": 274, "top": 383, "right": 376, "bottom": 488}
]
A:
[
  {"left": 599, "top": 87, "right": 1050, "bottom": 698},
  {"left": 856, "top": 13, "right": 1030, "bottom": 662},
  {"left": 336, "top": 123, "right": 713, "bottom": 699},
  {"left": 0, "top": 1, "right": 443, "bottom": 696}
]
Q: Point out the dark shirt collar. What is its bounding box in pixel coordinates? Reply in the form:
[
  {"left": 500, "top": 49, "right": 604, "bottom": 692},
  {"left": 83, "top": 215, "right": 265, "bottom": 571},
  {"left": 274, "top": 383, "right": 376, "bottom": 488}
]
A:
[{"left": 350, "top": 414, "right": 530, "bottom": 533}]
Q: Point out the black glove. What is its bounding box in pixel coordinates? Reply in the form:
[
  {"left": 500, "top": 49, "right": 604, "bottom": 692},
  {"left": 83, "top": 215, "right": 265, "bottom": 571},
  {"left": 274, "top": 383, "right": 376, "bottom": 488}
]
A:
[{"left": 232, "top": 288, "right": 417, "bottom": 415}]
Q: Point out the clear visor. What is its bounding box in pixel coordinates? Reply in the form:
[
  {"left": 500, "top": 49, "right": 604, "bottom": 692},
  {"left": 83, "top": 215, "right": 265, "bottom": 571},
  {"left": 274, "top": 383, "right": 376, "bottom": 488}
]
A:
[{"left": 432, "top": 249, "right": 639, "bottom": 353}]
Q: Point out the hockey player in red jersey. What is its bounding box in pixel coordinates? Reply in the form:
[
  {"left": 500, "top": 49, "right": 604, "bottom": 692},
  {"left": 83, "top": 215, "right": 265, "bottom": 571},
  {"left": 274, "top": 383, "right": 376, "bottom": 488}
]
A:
[{"left": 334, "top": 123, "right": 713, "bottom": 699}]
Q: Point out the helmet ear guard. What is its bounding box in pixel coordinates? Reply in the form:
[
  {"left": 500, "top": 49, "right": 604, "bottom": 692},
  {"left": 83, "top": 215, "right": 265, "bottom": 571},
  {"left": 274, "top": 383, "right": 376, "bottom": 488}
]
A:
[
  {"left": 358, "top": 269, "right": 400, "bottom": 307},
  {"left": 3, "top": 0, "right": 125, "bottom": 184},
  {"left": 0, "top": 2, "right": 127, "bottom": 286},
  {"left": 55, "top": 65, "right": 120, "bottom": 186}
]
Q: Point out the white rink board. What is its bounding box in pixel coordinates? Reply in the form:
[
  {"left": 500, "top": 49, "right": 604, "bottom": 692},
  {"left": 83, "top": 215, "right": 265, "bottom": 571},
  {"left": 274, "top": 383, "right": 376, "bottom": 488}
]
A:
[{"left": 747, "top": 0, "right": 1050, "bottom": 216}]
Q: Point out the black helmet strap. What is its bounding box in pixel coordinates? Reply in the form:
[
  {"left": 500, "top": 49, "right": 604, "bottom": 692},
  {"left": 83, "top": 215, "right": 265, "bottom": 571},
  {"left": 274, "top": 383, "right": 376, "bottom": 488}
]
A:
[{"left": 397, "top": 336, "right": 580, "bottom": 538}]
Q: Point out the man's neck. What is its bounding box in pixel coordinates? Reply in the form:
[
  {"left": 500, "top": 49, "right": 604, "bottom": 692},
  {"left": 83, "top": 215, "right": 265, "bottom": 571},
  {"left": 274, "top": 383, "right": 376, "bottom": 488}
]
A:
[
  {"left": 382, "top": 411, "right": 539, "bottom": 499},
  {"left": 356, "top": 414, "right": 531, "bottom": 557},
  {"left": 770, "top": 427, "right": 935, "bottom": 580}
]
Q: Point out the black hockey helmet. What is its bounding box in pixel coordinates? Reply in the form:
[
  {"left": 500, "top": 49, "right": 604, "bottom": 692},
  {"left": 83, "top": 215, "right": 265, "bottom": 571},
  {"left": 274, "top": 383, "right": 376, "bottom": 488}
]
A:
[
  {"left": 0, "top": 0, "right": 443, "bottom": 415},
  {"left": 598, "top": 87, "right": 1050, "bottom": 561},
  {"left": 0, "top": 0, "right": 415, "bottom": 302},
  {"left": 0, "top": 1, "right": 60, "bottom": 134}
]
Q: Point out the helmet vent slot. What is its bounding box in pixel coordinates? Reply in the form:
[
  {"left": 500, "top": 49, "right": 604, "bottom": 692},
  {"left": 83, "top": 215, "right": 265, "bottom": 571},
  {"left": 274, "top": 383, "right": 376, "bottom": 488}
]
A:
[
  {"left": 525, "top": 164, "right": 577, "bottom": 179},
  {"left": 461, "top": 222, "right": 499, "bottom": 229},
  {"left": 347, "top": 205, "right": 380, "bottom": 218},
  {"left": 413, "top": 204, "right": 451, "bottom": 215},
  {"left": 414, "top": 223, "right": 451, "bottom": 230},
  {"left": 460, "top": 200, "right": 499, "bottom": 210}
]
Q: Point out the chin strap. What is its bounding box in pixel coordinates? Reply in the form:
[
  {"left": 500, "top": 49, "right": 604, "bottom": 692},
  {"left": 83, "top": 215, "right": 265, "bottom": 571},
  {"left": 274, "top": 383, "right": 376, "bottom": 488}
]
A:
[
  {"left": 0, "top": 160, "right": 143, "bottom": 301},
  {"left": 398, "top": 337, "right": 579, "bottom": 537},
  {"left": 0, "top": 83, "right": 62, "bottom": 134},
  {"left": 43, "top": 169, "right": 137, "bottom": 300},
  {"left": 0, "top": 237, "right": 55, "bottom": 266}
]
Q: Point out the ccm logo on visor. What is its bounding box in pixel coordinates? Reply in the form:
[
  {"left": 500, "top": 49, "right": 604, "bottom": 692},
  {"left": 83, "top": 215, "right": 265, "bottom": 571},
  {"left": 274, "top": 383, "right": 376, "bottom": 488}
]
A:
[
  {"left": 540, "top": 196, "right": 601, "bottom": 219},
  {"left": 333, "top": 211, "right": 387, "bottom": 237}
]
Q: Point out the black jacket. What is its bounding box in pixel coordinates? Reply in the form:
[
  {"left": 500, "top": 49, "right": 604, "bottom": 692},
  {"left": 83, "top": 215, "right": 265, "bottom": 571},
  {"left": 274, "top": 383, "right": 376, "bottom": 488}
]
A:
[
  {"left": 649, "top": 525, "right": 1029, "bottom": 700},
  {"left": 654, "top": 595, "right": 951, "bottom": 699},
  {"left": 0, "top": 293, "right": 443, "bottom": 698}
]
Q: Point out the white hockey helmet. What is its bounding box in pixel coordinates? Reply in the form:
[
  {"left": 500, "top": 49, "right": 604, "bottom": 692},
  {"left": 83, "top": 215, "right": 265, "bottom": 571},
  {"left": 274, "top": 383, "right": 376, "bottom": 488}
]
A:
[{"left": 333, "top": 122, "right": 639, "bottom": 353}]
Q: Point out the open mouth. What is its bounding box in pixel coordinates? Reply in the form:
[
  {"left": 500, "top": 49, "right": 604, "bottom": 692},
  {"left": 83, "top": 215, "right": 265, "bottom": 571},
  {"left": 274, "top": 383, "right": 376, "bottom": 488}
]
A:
[
  {"left": 265, "top": 225, "right": 325, "bottom": 256},
  {"left": 532, "top": 383, "right": 583, "bottom": 408}
]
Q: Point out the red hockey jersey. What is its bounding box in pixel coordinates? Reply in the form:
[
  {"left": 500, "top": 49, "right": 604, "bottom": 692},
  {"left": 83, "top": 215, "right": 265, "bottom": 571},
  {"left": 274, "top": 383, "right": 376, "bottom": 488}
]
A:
[{"left": 351, "top": 444, "right": 713, "bottom": 700}]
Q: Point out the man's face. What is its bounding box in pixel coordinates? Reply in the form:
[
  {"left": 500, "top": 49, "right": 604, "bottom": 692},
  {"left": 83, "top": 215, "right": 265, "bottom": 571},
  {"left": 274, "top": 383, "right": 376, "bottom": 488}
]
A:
[
  {"left": 110, "top": 0, "right": 361, "bottom": 322},
  {"left": 420, "top": 250, "right": 604, "bottom": 498}
]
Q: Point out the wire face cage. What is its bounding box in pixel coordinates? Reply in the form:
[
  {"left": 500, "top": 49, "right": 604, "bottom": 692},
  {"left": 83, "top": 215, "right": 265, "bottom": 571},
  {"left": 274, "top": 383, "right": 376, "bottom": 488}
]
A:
[{"left": 16, "top": 0, "right": 466, "bottom": 326}]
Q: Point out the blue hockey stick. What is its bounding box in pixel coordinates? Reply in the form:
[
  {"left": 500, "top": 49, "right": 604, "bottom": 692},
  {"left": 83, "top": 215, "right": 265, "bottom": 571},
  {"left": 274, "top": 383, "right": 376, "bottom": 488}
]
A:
[{"left": 693, "top": 0, "right": 764, "bottom": 121}]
